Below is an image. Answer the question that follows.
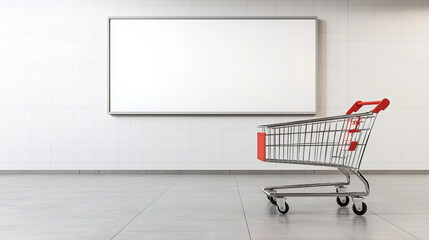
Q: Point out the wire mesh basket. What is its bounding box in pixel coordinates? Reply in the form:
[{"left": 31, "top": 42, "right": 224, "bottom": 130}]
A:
[{"left": 259, "top": 112, "right": 376, "bottom": 170}]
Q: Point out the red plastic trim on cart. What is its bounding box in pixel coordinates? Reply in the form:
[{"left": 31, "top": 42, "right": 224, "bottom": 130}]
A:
[
  {"left": 348, "top": 117, "right": 361, "bottom": 133},
  {"left": 257, "top": 132, "right": 266, "bottom": 161},
  {"left": 346, "top": 98, "right": 390, "bottom": 115},
  {"left": 348, "top": 141, "right": 358, "bottom": 151}
]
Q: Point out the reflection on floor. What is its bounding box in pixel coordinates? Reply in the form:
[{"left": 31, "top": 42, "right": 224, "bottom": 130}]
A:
[{"left": 1, "top": 174, "right": 427, "bottom": 239}]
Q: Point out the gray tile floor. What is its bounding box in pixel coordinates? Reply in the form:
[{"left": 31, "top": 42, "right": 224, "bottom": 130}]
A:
[{"left": 1, "top": 174, "right": 428, "bottom": 240}]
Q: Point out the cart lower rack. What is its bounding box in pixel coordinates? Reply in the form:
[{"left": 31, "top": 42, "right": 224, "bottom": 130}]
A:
[{"left": 257, "top": 99, "right": 390, "bottom": 215}]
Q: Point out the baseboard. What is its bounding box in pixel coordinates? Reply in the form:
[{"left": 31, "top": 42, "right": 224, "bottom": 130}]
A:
[{"left": 0, "top": 170, "right": 428, "bottom": 175}]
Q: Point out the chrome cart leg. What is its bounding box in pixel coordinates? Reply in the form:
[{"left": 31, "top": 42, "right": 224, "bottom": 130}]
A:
[
  {"left": 351, "top": 170, "right": 370, "bottom": 196},
  {"left": 338, "top": 168, "right": 351, "bottom": 185},
  {"left": 350, "top": 170, "right": 369, "bottom": 215},
  {"left": 335, "top": 168, "right": 351, "bottom": 207},
  {"left": 275, "top": 197, "right": 289, "bottom": 214},
  {"left": 267, "top": 190, "right": 277, "bottom": 205}
]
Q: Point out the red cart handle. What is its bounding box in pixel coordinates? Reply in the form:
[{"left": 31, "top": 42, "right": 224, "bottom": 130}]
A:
[{"left": 346, "top": 98, "right": 390, "bottom": 115}]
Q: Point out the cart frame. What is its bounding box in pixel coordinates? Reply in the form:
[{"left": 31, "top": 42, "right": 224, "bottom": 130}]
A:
[{"left": 258, "top": 99, "right": 389, "bottom": 215}]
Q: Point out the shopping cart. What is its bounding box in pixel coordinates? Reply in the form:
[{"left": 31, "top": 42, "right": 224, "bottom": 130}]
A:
[{"left": 257, "top": 99, "right": 390, "bottom": 215}]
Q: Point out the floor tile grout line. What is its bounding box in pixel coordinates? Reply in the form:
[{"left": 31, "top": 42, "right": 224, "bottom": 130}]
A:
[
  {"left": 371, "top": 211, "right": 420, "bottom": 240},
  {"left": 110, "top": 176, "right": 184, "bottom": 240},
  {"left": 234, "top": 175, "right": 252, "bottom": 240}
]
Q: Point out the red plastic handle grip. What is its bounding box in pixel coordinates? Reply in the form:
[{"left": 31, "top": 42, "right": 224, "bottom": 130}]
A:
[{"left": 346, "top": 98, "right": 390, "bottom": 115}]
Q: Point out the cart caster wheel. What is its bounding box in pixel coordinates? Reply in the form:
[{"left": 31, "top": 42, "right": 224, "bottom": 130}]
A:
[
  {"left": 352, "top": 202, "right": 367, "bottom": 215},
  {"left": 277, "top": 202, "right": 289, "bottom": 214},
  {"left": 267, "top": 196, "right": 276, "bottom": 205},
  {"left": 336, "top": 196, "right": 350, "bottom": 207}
]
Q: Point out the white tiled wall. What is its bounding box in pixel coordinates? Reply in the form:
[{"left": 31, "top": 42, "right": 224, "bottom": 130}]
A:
[{"left": 0, "top": 0, "right": 428, "bottom": 170}]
